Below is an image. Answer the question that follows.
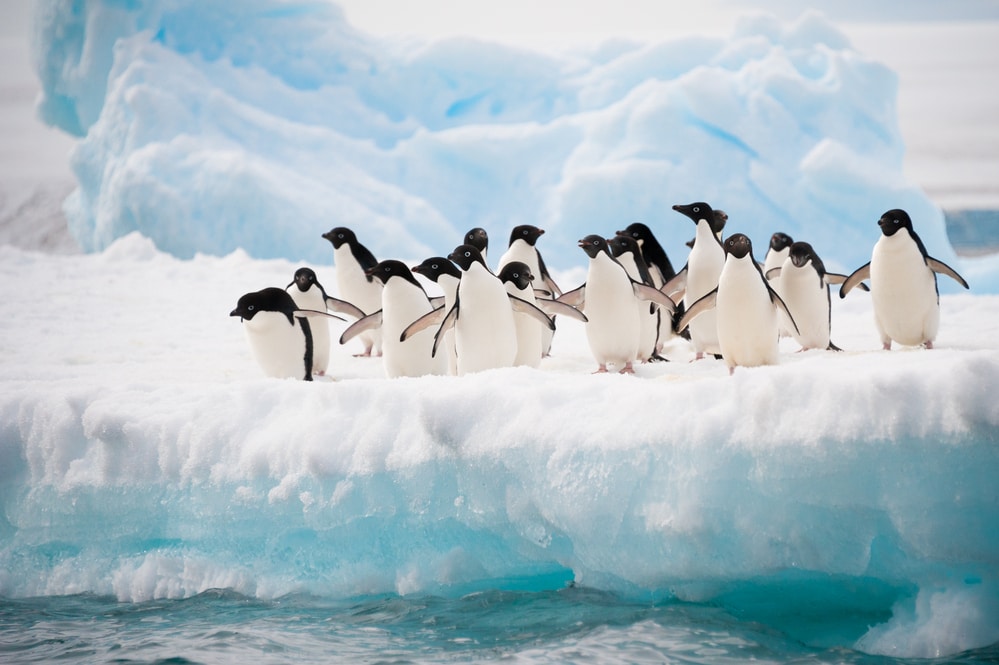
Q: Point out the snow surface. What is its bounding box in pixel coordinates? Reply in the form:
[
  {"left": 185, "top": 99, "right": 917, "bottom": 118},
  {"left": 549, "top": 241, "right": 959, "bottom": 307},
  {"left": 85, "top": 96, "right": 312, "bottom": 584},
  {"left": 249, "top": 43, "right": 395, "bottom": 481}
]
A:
[
  {"left": 28, "top": 0, "right": 999, "bottom": 291},
  {"left": 1, "top": 234, "right": 997, "bottom": 659}
]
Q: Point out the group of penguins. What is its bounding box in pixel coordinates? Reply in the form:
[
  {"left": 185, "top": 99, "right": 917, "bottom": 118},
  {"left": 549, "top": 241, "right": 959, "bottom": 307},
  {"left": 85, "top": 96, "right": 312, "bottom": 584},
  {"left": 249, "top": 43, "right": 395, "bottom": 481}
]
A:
[{"left": 230, "top": 202, "right": 969, "bottom": 380}]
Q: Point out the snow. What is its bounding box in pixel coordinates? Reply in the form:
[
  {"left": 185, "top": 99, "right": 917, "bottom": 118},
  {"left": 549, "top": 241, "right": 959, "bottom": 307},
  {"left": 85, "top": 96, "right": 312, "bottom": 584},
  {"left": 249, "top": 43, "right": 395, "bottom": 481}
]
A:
[{"left": 2, "top": 0, "right": 999, "bottom": 660}]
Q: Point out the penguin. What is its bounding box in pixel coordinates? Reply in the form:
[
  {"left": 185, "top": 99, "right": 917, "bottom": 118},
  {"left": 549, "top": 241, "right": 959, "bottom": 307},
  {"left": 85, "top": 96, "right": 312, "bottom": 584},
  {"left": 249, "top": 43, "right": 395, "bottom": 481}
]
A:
[
  {"left": 464, "top": 227, "right": 489, "bottom": 262},
  {"left": 230, "top": 287, "right": 345, "bottom": 381},
  {"left": 404, "top": 245, "right": 554, "bottom": 375},
  {"left": 616, "top": 222, "right": 677, "bottom": 287},
  {"left": 559, "top": 235, "right": 675, "bottom": 374},
  {"left": 678, "top": 233, "right": 798, "bottom": 375},
  {"left": 496, "top": 224, "right": 562, "bottom": 357},
  {"left": 665, "top": 202, "right": 727, "bottom": 360},
  {"left": 683, "top": 209, "right": 728, "bottom": 249},
  {"left": 766, "top": 242, "right": 846, "bottom": 352},
  {"left": 285, "top": 267, "right": 365, "bottom": 376},
  {"left": 609, "top": 234, "right": 665, "bottom": 362},
  {"left": 840, "top": 209, "right": 969, "bottom": 349},
  {"left": 322, "top": 227, "right": 383, "bottom": 357},
  {"left": 763, "top": 232, "right": 794, "bottom": 280},
  {"left": 339, "top": 260, "right": 446, "bottom": 378},
  {"left": 497, "top": 261, "right": 587, "bottom": 368},
  {"left": 411, "top": 256, "right": 462, "bottom": 375}
]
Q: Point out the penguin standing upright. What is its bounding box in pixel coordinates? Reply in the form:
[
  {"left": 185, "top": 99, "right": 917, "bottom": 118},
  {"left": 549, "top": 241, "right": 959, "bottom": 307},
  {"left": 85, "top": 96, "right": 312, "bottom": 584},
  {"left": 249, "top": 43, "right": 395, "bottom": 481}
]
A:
[
  {"left": 322, "top": 227, "right": 383, "bottom": 357},
  {"left": 339, "top": 260, "right": 446, "bottom": 378},
  {"left": 285, "top": 267, "right": 365, "bottom": 376},
  {"left": 679, "top": 233, "right": 798, "bottom": 374},
  {"left": 840, "top": 209, "right": 969, "bottom": 349},
  {"left": 498, "top": 261, "right": 545, "bottom": 368},
  {"left": 768, "top": 242, "right": 851, "bottom": 351},
  {"left": 666, "top": 202, "right": 727, "bottom": 360},
  {"left": 230, "top": 287, "right": 344, "bottom": 381},
  {"left": 764, "top": 232, "right": 794, "bottom": 280},
  {"left": 559, "top": 235, "right": 674, "bottom": 374},
  {"left": 496, "top": 225, "right": 562, "bottom": 356},
  {"left": 412, "top": 256, "right": 462, "bottom": 375},
  {"left": 609, "top": 234, "right": 664, "bottom": 362}
]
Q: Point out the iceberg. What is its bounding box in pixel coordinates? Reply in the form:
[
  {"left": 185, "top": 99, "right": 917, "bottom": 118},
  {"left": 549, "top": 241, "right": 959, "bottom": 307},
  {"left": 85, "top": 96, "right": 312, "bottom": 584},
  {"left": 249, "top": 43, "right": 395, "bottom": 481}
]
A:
[{"left": 32, "top": 0, "right": 991, "bottom": 290}]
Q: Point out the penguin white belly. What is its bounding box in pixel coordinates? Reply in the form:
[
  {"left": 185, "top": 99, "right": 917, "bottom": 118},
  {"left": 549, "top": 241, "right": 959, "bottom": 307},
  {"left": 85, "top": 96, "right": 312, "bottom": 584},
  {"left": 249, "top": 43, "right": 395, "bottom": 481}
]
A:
[
  {"left": 381, "top": 282, "right": 445, "bottom": 378},
  {"left": 243, "top": 311, "right": 309, "bottom": 379},
  {"left": 334, "top": 246, "right": 383, "bottom": 354},
  {"left": 499, "top": 241, "right": 554, "bottom": 355},
  {"left": 505, "top": 283, "right": 543, "bottom": 368},
  {"left": 584, "top": 257, "right": 641, "bottom": 367},
  {"left": 716, "top": 261, "right": 778, "bottom": 369},
  {"left": 617, "top": 254, "right": 658, "bottom": 360},
  {"left": 685, "top": 247, "right": 724, "bottom": 356},
  {"left": 287, "top": 285, "right": 331, "bottom": 374},
  {"left": 779, "top": 267, "right": 830, "bottom": 350},
  {"left": 438, "top": 275, "right": 460, "bottom": 375},
  {"left": 455, "top": 273, "right": 517, "bottom": 375},
  {"left": 871, "top": 236, "right": 939, "bottom": 346}
]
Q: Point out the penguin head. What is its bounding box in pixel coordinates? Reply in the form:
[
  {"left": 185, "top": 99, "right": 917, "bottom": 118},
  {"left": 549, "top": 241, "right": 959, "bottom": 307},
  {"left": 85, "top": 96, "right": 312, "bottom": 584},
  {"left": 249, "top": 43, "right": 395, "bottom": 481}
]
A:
[
  {"left": 769, "top": 232, "right": 794, "bottom": 253},
  {"left": 711, "top": 209, "right": 729, "bottom": 235},
  {"left": 448, "top": 244, "right": 487, "bottom": 271},
  {"left": 578, "top": 234, "right": 610, "bottom": 259},
  {"left": 672, "top": 202, "right": 714, "bottom": 225},
  {"left": 290, "top": 267, "right": 318, "bottom": 292},
  {"left": 508, "top": 225, "right": 544, "bottom": 247},
  {"left": 230, "top": 287, "right": 297, "bottom": 324},
  {"left": 321, "top": 226, "right": 357, "bottom": 249},
  {"left": 789, "top": 241, "right": 826, "bottom": 275},
  {"left": 412, "top": 256, "right": 461, "bottom": 283},
  {"left": 617, "top": 222, "right": 652, "bottom": 247},
  {"left": 723, "top": 233, "right": 754, "bottom": 260},
  {"left": 498, "top": 261, "right": 534, "bottom": 290},
  {"left": 464, "top": 227, "right": 489, "bottom": 254},
  {"left": 878, "top": 209, "right": 912, "bottom": 237},
  {"left": 608, "top": 234, "right": 640, "bottom": 259},
  {"left": 366, "top": 260, "right": 418, "bottom": 285}
]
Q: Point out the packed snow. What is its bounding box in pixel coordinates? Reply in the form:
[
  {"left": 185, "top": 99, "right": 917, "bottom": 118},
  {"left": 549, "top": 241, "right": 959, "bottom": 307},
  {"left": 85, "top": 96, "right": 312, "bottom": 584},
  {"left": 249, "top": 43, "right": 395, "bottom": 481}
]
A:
[{"left": 2, "top": 0, "right": 998, "bottom": 660}]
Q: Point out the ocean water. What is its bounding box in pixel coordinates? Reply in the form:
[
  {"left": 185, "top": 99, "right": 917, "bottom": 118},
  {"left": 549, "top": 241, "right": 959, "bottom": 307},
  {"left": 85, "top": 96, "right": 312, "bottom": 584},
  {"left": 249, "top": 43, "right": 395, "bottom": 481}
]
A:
[{"left": 4, "top": 587, "right": 997, "bottom": 664}]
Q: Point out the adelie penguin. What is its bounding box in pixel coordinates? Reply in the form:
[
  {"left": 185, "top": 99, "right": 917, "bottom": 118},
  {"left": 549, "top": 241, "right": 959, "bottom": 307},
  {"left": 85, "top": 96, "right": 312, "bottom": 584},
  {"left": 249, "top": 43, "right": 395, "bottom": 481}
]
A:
[
  {"left": 411, "top": 256, "right": 462, "bottom": 375},
  {"left": 664, "top": 202, "right": 727, "bottom": 360},
  {"left": 285, "top": 267, "right": 365, "bottom": 376},
  {"left": 230, "top": 287, "right": 345, "bottom": 381},
  {"left": 678, "top": 233, "right": 798, "bottom": 375},
  {"left": 608, "top": 234, "right": 667, "bottom": 363},
  {"left": 496, "top": 225, "right": 562, "bottom": 357},
  {"left": 339, "top": 260, "right": 446, "bottom": 378},
  {"left": 322, "top": 227, "right": 383, "bottom": 357},
  {"left": 763, "top": 232, "right": 794, "bottom": 281},
  {"left": 559, "top": 235, "right": 675, "bottom": 374},
  {"left": 463, "top": 227, "right": 489, "bottom": 262},
  {"left": 840, "top": 208, "right": 969, "bottom": 349},
  {"left": 766, "top": 242, "right": 857, "bottom": 352}
]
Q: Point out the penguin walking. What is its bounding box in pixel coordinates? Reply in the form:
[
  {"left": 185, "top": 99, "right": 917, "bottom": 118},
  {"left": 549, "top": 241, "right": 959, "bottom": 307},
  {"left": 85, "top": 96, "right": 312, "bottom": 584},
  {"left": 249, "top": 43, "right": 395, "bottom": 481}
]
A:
[
  {"left": 497, "top": 261, "right": 586, "bottom": 368},
  {"left": 609, "top": 234, "right": 665, "bottom": 362},
  {"left": 322, "top": 227, "right": 383, "bottom": 357},
  {"left": 230, "top": 287, "right": 344, "bottom": 380},
  {"left": 678, "top": 234, "right": 798, "bottom": 375},
  {"left": 840, "top": 209, "right": 969, "bottom": 349},
  {"left": 766, "top": 242, "right": 852, "bottom": 352},
  {"left": 285, "top": 267, "right": 365, "bottom": 376},
  {"left": 665, "top": 202, "right": 727, "bottom": 360},
  {"left": 559, "top": 235, "right": 675, "bottom": 374},
  {"left": 411, "top": 256, "right": 462, "bottom": 375},
  {"left": 339, "top": 261, "right": 446, "bottom": 378},
  {"left": 496, "top": 224, "right": 562, "bottom": 356}
]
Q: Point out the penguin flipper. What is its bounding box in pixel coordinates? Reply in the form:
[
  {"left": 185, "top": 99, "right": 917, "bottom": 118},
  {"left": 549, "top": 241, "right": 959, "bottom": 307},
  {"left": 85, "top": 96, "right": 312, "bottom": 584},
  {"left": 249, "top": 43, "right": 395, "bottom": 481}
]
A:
[
  {"left": 557, "top": 284, "right": 585, "bottom": 309},
  {"left": 765, "top": 266, "right": 782, "bottom": 281},
  {"left": 297, "top": 308, "right": 347, "bottom": 322},
  {"left": 339, "top": 310, "right": 383, "bottom": 345},
  {"left": 824, "top": 272, "right": 869, "bottom": 291},
  {"left": 662, "top": 266, "right": 687, "bottom": 301},
  {"left": 428, "top": 295, "right": 446, "bottom": 308},
  {"left": 676, "top": 288, "right": 717, "bottom": 333},
  {"left": 432, "top": 304, "right": 459, "bottom": 358},
  {"left": 927, "top": 257, "right": 970, "bottom": 289},
  {"left": 537, "top": 252, "right": 563, "bottom": 297},
  {"left": 839, "top": 263, "right": 871, "bottom": 298},
  {"left": 769, "top": 290, "right": 800, "bottom": 336},
  {"left": 324, "top": 296, "right": 366, "bottom": 320},
  {"left": 400, "top": 306, "right": 447, "bottom": 342},
  {"left": 535, "top": 297, "right": 587, "bottom": 323},
  {"left": 507, "top": 294, "right": 556, "bottom": 331},
  {"left": 632, "top": 281, "right": 676, "bottom": 315}
]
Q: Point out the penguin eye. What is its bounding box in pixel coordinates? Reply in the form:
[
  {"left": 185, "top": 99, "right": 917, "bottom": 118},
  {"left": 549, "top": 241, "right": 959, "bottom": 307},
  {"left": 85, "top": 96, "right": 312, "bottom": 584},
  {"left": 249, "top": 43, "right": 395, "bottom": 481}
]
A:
[
  {"left": 248, "top": 305, "right": 255, "bottom": 311},
  {"left": 693, "top": 207, "right": 700, "bottom": 213},
  {"left": 337, "top": 233, "right": 344, "bottom": 239},
  {"left": 431, "top": 263, "right": 438, "bottom": 269},
  {"left": 464, "top": 251, "right": 471, "bottom": 258},
  {"left": 513, "top": 272, "right": 519, "bottom": 278}
]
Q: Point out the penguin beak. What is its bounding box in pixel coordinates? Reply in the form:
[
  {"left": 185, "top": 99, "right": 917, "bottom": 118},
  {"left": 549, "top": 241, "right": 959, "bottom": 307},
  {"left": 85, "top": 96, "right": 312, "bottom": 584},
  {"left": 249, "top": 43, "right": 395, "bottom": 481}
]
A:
[{"left": 229, "top": 308, "right": 242, "bottom": 320}]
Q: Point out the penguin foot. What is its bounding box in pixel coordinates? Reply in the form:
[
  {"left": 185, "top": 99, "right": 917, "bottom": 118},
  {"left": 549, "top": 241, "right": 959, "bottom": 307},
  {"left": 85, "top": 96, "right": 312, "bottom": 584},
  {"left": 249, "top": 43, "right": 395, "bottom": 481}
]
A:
[
  {"left": 924, "top": 340, "right": 934, "bottom": 350},
  {"left": 882, "top": 342, "right": 892, "bottom": 351},
  {"left": 618, "top": 363, "right": 635, "bottom": 375},
  {"left": 648, "top": 353, "right": 669, "bottom": 363},
  {"left": 728, "top": 366, "right": 736, "bottom": 376},
  {"left": 593, "top": 364, "right": 609, "bottom": 374}
]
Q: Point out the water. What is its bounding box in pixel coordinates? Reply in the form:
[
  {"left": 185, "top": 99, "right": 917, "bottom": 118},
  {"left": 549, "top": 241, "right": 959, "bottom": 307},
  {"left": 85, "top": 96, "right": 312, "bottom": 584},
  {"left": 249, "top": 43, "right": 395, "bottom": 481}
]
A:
[{"left": 3, "top": 588, "right": 998, "bottom": 665}]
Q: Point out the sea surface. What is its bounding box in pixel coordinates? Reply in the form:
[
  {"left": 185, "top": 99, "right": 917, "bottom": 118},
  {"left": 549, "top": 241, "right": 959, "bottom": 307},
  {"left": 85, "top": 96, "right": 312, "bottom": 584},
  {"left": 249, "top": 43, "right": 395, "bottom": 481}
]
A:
[{"left": 3, "top": 588, "right": 998, "bottom": 665}]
